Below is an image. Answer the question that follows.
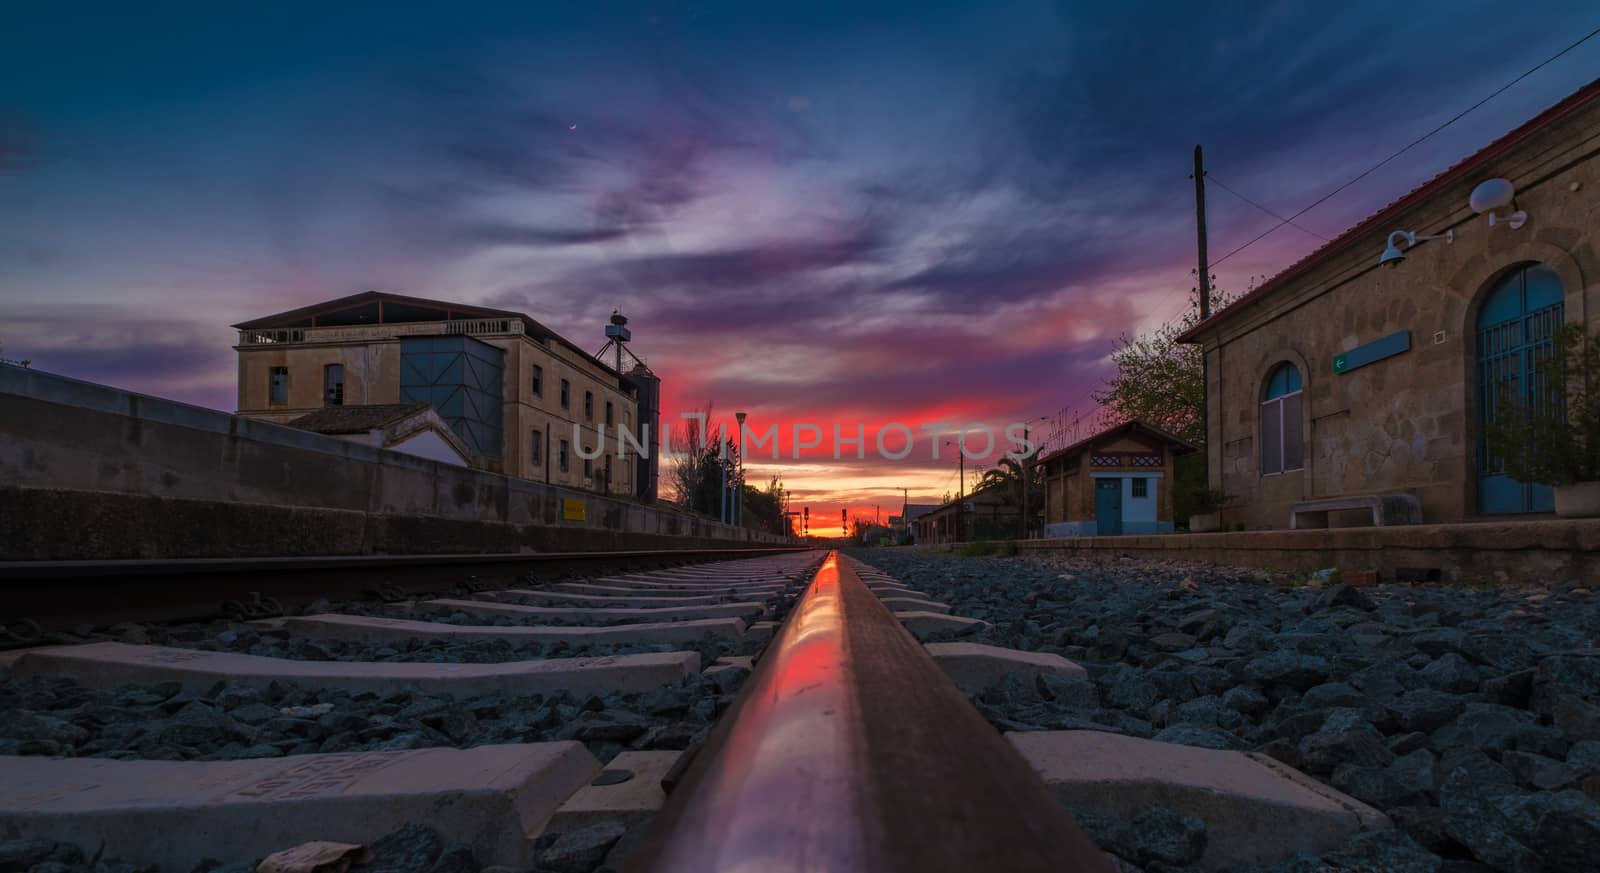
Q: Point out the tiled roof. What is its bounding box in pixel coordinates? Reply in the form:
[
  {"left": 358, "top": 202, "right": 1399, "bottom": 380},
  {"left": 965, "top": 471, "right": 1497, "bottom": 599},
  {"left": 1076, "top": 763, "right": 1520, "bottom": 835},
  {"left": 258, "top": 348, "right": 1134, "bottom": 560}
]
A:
[
  {"left": 288, "top": 403, "right": 432, "bottom": 435},
  {"left": 1178, "top": 74, "right": 1600, "bottom": 344},
  {"left": 1035, "top": 419, "right": 1199, "bottom": 467}
]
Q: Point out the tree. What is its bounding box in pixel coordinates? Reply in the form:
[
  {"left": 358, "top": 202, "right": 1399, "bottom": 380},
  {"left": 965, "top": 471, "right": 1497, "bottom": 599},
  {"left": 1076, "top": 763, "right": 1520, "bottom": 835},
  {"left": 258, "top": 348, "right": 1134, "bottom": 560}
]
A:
[
  {"left": 977, "top": 457, "right": 1041, "bottom": 513},
  {"left": 1091, "top": 284, "right": 1236, "bottom": 446},
  {"left": 665, "top": 403, "right": 715, "bottom": 508},
  {"left": 1092, "top": 283, "right": 1240, "bottom": 522},
  {"left": 741, "top": 475, "right": 788, "bottom": 534}
]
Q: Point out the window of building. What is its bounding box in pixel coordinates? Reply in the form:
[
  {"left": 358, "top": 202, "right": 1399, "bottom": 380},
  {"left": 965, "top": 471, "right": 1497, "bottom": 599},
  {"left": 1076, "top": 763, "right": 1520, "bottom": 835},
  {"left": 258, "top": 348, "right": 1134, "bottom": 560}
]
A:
[
  {"left": 605, "top": 455, "right": 614, "bottom": 491},
  {"left": 583, "top": 454, "right": 593, "bottom": 479},
  {"left": 1260, "top": 363, "right": 1304, "bottom": 475},
  {"left": 560, "top": 379, "right": 570, "bottom": 409},
  {"left": 531, "top": 430, "right": 542, "bottom": 465},
  {"left": 605, "top": 401, "right": 613, "bottom": 427},
  {"left": 269, "top": 367, "right": 289, "bottom": 405},
  {"left": 559, "top": 439, "right": 570, "bottom": 472},
  {"left": 584, "top": 391, "right": 594, "bottom": 421},
  {"left": 323, "top": 364, "right": 344, "bottom": 406},
  {"left": 532, "top": 365, "right": 543, "bottom": 397},
  {"left": 1131, "top": 478, "right": 1148, "bottom": 498}
]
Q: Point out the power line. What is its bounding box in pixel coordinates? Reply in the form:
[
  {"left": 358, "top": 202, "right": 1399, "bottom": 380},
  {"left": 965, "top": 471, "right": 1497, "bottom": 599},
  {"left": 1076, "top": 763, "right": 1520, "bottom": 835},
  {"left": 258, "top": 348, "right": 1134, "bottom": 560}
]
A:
[
  {"left": 1206, "top": 24, "right": 1600, "bottom": 270},
  {"left": 1205, "top": 175, "right": 1330, "bottom": 242}
]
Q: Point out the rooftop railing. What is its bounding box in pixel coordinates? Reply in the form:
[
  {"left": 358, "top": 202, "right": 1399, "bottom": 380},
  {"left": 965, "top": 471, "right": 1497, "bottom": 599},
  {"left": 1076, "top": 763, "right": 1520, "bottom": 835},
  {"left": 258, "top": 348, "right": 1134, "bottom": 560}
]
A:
[{"left": 237, "top": 319, "right": 522, "bottom": 346}]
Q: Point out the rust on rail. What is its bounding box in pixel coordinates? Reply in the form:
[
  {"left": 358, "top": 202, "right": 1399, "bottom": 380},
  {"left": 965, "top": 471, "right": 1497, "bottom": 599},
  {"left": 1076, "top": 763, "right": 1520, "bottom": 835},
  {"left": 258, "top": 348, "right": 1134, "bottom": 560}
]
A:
[{"left": 631, "top": 550, "right": 1113, "bottom": 873}]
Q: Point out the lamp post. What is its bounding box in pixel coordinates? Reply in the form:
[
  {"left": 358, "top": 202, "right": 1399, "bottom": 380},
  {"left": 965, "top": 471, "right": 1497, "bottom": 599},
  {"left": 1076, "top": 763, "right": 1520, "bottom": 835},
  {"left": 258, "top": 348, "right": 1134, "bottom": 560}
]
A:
[{"left": 735, "top": 412, "right": 747, "bottom": 527}]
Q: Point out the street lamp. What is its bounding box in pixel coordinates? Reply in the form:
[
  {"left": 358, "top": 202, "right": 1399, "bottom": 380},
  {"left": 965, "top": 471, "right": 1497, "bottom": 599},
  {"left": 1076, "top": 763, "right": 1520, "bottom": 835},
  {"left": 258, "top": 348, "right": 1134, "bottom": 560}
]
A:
[{"left": 944, "top": 438, "right": 965, "bottom": 543}]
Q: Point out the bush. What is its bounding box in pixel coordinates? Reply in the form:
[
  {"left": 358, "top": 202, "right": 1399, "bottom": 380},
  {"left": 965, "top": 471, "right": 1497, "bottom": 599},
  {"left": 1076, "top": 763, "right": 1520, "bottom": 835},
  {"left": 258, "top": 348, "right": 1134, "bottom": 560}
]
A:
[
  {"left": 1485, "top": 322, "right": 1600, "bottom": 486},
  {"left": 960, "top": 540, "right": 997, "bottom": 557},
  {"left": 1189, "top": 486, "right": 1235, "bottom": 515}
]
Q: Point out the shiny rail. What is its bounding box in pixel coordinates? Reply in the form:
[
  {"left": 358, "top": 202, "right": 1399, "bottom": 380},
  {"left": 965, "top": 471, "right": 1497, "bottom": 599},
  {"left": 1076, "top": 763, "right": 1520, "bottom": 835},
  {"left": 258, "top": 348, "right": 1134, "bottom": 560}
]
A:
[{"left": 631, "top": 551, "right": 1113, "bottom": 873}]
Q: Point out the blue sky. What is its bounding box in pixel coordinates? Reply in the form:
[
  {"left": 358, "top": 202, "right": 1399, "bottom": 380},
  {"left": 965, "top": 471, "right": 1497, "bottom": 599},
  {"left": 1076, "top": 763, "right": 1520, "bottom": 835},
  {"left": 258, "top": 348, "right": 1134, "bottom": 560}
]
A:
[{"left": 3, "top": 1, "right": 1598, "bottom": 520}]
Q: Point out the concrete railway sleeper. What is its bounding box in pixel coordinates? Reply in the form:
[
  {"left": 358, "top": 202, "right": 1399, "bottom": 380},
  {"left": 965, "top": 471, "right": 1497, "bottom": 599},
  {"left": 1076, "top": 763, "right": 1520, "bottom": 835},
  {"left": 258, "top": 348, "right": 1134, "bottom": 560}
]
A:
[
  {"left": 0, "top": 549, "right": 1391, "bottom": 872},
  {"left": 0, "top": 550, "right": 822, "bottom": 873}
]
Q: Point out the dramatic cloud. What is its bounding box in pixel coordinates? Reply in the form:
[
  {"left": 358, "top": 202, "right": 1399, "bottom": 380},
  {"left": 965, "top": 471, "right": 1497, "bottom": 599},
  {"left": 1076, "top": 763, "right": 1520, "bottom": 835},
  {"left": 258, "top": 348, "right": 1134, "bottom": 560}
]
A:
[{"left": 3, "top": 0, "right": 1598, "bottom": 532}]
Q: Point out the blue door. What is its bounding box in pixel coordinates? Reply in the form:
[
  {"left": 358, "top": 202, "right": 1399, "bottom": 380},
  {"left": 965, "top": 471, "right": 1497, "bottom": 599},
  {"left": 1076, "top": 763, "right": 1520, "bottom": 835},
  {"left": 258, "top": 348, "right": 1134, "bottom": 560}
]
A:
[
  {"left": 1477, "top": 263, "right": 1563, "bottom": 514},
  {"left": 1095, "top": 479, "right": 1123, "bottom": 536}
]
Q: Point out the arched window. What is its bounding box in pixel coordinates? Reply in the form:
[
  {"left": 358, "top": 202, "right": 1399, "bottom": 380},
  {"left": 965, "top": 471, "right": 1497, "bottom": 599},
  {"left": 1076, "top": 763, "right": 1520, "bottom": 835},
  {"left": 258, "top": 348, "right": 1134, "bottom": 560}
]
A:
[
  {"left": 1261, "top": 363, "right": 1303, "bottom": 475},
  {"left": 1477, "top": 262, "right": 1563, "bottom": 513}
]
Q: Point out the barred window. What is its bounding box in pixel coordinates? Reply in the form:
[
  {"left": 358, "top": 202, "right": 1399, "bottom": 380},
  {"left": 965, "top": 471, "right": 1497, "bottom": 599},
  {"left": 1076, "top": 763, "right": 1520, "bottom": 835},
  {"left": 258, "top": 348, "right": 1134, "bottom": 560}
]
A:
[
  {"left": 1131, "top": 478, "right": 1148, "bottom": 498},
  {"left": 269, "top": 367, "right": 289, "bottom": 405},
  {"left": 1261, "top": 363, "right": 1304, "bottom": 475}
]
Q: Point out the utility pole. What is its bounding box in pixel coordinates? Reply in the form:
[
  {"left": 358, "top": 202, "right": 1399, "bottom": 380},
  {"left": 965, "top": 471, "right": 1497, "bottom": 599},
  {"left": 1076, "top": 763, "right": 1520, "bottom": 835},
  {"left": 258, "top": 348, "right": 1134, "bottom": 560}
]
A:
[
  {"left": 1020, "top": 423, "right": 1031, "bottom": 542},
  {"left": 735, "top": 412, "right": 747, "bottom": 527},
  {"left": 958, "top": 450, "right": 965, "bottom": 543},
  {"left": 719, "top": 436, "right": 732, "bottom": 525},
  {"left": 1193, "top": 144, "right": 1212, "bottom": 486},
  {"left": 1193, "top": 145, "right": 1210, "bottom": 321}
]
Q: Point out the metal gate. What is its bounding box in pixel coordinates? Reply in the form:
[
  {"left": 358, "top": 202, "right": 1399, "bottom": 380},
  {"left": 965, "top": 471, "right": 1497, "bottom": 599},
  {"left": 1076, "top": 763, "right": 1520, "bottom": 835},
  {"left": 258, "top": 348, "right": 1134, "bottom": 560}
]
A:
[{"left": 1477, "top": 263, "right": 1563, "bottom": 514}]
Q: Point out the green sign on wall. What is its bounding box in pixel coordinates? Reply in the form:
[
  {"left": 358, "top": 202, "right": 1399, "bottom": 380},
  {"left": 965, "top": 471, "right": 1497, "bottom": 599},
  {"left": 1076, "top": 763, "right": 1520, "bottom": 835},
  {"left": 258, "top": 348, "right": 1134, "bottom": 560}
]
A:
[{"left": 1333, "top": 330, "right": 1411, "bottom": 375}]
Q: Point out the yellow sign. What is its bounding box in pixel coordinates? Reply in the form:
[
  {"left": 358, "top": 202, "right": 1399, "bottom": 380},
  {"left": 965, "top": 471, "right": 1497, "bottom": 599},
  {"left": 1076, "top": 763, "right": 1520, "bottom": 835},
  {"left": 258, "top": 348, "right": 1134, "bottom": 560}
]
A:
[{"left": 561, "top": 498, "right": 587, "bottom": 521}]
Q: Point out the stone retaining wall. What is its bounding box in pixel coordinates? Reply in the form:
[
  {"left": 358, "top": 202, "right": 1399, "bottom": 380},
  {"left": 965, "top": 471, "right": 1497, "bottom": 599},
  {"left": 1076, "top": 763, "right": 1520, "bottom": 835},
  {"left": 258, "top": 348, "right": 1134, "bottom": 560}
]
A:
[{"left": 0, "top": 366, "right": 789, "bottom": 560}]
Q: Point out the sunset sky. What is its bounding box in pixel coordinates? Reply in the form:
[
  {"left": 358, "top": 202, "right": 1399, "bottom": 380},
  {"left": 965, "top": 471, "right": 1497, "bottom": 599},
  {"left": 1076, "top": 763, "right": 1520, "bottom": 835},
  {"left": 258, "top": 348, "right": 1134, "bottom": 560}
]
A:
[{"left": 4, "top": 2, "right": 1599, "bottom": 535}]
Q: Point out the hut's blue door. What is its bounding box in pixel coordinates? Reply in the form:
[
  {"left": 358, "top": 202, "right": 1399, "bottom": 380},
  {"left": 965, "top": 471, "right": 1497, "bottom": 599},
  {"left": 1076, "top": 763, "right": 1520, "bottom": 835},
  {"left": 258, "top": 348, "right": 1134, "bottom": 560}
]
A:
[
  {"left": 1095, "top": 479, "right": 1123, "bottom": 536},
  {"left": 1477, "top": 263, "right": 1563, "bottom": 515}
]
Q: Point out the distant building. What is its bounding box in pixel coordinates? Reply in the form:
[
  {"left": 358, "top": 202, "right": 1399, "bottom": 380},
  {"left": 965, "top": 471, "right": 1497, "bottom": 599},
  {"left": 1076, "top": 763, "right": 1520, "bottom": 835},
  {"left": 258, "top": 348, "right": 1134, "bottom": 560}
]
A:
[
  {"left": 1036, "top": 420, "right": 1196, "bottom": 537},
  {"left": 288, "top": 403, "right": 474, "bottom": 468},
  {"left": 896, "top": 503, "right": 937, "bottom": 543},
  {"left": 911, "top": 487, "right": 1017, "bottom": 545},
  {"left": 1180, "top": 76, "right": 1600, "bottom": 528},
  {"left": 233, "top": 291, "right": 660, "bottom": 499}
]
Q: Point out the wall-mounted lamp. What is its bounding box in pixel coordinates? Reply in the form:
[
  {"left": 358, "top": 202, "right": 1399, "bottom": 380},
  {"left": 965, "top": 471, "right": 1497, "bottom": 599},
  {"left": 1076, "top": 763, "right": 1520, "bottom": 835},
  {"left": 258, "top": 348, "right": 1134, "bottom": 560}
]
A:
[
  {"left": 1379, "top": 228, "right": 1453, "bottom": 268},
  {"left": 1469, "top": 178, "right": 1527, "bottom": 229}
]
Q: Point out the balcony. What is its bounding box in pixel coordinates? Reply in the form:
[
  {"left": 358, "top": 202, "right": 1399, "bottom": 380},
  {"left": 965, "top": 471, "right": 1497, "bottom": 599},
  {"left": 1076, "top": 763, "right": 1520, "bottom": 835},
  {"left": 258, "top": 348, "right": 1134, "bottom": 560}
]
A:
[{"left": 238, "top": 318, "right": 525, "bottom": 346}]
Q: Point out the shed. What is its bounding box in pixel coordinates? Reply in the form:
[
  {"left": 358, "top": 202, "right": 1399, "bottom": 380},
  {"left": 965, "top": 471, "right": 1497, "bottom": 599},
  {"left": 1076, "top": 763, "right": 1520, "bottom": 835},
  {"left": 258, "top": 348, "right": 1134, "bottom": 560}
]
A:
[{"left": 1037, "top": 421, "right": 1197, "bottom": 537}]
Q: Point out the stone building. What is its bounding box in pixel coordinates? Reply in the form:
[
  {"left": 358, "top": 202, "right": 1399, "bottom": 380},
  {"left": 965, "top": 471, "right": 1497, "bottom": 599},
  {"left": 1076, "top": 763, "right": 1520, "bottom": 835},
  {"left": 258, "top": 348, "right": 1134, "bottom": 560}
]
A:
[
  {"left": 1180, "top": 77, "right": 1600, "bottom": 528},
  {"left": 233, "top": 291, "right": 660, "bottom": 498},
  {"left": 1037, "top": 420, "right": 1196, "bottom": 536}
]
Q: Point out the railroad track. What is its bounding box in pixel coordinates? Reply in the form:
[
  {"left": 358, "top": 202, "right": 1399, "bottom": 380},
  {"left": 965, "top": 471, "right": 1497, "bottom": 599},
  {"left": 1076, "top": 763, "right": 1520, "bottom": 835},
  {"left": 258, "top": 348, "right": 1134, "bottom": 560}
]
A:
[
  {"left": 0, "top": 546, "right": 815, "bottom": 640},
  {"left": 0, "top": 550, "right": 1395, "bottom": 872}
]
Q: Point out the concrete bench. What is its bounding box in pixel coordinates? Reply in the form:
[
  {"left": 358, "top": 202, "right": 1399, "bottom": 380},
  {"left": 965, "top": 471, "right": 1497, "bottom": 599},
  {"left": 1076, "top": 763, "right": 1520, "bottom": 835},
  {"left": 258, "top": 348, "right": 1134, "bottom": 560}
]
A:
[{"left": 1289, "top": 494, "right": 1421, "bottom": 529}]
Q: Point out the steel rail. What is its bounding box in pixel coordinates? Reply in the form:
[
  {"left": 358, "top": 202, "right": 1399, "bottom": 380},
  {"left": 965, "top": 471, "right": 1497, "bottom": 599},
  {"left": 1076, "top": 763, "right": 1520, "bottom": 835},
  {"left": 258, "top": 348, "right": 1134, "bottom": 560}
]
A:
[
  {"left": 630, "top": 551, "right": 1114, "bottom": 873},
  {"left": 0, "top": 546, "right": 811, "bottom": 628}
]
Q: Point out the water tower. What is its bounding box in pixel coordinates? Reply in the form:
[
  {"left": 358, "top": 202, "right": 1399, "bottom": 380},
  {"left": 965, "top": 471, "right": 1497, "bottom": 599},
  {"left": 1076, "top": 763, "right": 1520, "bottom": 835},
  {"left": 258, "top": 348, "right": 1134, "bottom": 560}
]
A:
[{"left": 596, "top": 310, "right": 660, "bottom": 503}]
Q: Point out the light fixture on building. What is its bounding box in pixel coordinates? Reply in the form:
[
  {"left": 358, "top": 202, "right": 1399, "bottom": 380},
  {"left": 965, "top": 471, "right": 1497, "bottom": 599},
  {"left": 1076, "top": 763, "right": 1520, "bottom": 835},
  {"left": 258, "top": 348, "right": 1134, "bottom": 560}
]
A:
[
  {"left": 1379, "top": 228, "right": 1454, "bottom": 268},
  {"left": 1469, "top": 178, "right": 1527, "bottom": 229}
]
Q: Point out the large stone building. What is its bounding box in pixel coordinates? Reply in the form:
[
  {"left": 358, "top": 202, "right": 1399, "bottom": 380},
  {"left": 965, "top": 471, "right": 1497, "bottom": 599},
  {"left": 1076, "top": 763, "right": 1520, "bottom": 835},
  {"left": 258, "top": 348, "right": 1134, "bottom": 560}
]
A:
[
  {"left": 234, "top": 291, "right": 660, "bottom": 499},
  {"left": 1180, "top": 77, "right": 1600, "bottom": 529}
]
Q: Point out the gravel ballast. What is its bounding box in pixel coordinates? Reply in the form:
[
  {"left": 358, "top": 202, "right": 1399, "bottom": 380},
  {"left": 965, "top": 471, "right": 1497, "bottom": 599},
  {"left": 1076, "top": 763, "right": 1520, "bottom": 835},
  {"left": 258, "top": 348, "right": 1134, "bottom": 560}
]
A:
[{"left": 849, "top": 548, "right": 1600, "bottom": 873}]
